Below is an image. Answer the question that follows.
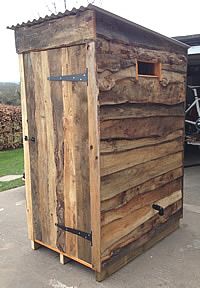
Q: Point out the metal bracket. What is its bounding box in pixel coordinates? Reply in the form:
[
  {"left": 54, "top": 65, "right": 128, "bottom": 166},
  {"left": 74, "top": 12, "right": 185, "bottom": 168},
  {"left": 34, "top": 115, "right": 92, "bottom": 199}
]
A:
[
  {"left": 24, "top": 136, "right": 35, "bottom": 142},
  {"left": 48, "top": 69, "right": 88, "bottom": 84},
  {"left": 55, "top": 223, "right": 92, "bottom": 244},
  {"left": 152, "top": 204, "right": 164, "bottom": 216}
]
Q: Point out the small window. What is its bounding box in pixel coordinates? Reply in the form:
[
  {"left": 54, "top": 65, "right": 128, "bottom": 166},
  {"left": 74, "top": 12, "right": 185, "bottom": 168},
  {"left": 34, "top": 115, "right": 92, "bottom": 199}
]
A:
[{"left": 136, "top": 61, "right": 161, "bottom": 80}]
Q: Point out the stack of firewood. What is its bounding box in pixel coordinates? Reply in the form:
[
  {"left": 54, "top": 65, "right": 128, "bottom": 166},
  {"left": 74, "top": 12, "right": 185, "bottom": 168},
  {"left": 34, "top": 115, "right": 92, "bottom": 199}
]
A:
[{"left": 0, "top": 104, "right": 22, "bottom": 150}]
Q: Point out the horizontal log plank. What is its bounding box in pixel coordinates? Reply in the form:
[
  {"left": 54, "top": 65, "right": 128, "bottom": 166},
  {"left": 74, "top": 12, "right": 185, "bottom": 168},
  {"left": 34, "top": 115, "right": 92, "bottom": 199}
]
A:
[
  {"left": 101, "top": 137, "right": 183, "bottom": 176},
  {"left": 100, "top": 130, "right": 183, "bottom": 154},
  {"left": 97, "top": 210, "right": 181, "bottom": 280},
  {"left": 99, "top": 78, "right": 185, "bottom": 105},
  {"left": 15, "top": 10, "right": 95, "bottom": 53},
  {"left": 101, "top": 152, "right": 183, "bottom": 201},
  {"left": 101, "top": 200, "right": 182, "bottom": 261},
  {"left": 100, "top": 116, "right": 184, "bottom": 140},
  {"left": 101, "top": 190, "right": 182, "bottom": 253},
  {"left": 98, "top": 66, "right": 136, "bottom": 91},
  {"left": 100, "top": 103, "right": 184, "bottom": 121},
  {"left": 96, "top": 38, "right": 187, "bottom": 73},
  {"left": 101, "top": 168, "right": 183, "bottom": 212},
  {"left": 98, "top": 67, "right": 185, "bottom": 92},
  {"left": 101, "top": 178, "right": 182, "bottom": 226}
]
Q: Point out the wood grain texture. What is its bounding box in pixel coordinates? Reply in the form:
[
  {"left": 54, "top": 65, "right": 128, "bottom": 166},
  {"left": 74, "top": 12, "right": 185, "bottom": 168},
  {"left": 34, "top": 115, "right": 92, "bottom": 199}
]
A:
[
  {"left": 100, "top": 130, "right": 183, "bottom": 154},
  {"left": 101, "top": 152, "right": 183, "bottom": 201},
  {"left": 97, "top": 36, "right": 185, "bottom": 276},
  {"left": 23, "top": 45, "right": 92, "bottom": 264},
  {"left": 48, "top": 48, "right": 65, "bottom": 251},
  {"left": 86, "top": 42, "right": 101, "bottom": 272},
  {"left": 101, "top": 199, "right": 182, "bottom": 261},
  {"left": 96, "top": 212, "right": 181, "bottom": 281},
  {"left": 15, "top": 10, "right": 96, "bottom": 53},
  {"left": 101, "top": 168, "right": 183, "bottom": 212},
  {"left": 29, "top": 51, "right": 57, "bottom": 247},
  {"left": 100, "top": 103, "right": 184, "bottom": 121},
  {"left": 99, "top": 78, "right": 185, "bottom": 105},
  {"left": 100, "top": 116, "right": 184, "bottom": 140},
  {"left": 101, "top": 179, "right": 182, "bottom": 227},
  {"left": 63, "top": 44, "right": 91, "bottom": 263},
  {"left": 101, "top": 137, "right": 183, "bottom": 176},
  {"left": 96, "top": 38, "right": 187, "bottom": 73},
  {"left": 95, "top": 10, "right": 187, "bottom": 53},
  {"left": 19, "top": 54, "right": 34, "bottom": 240},
  {"left": 23, "top": 53, "right": 42, "bottom": 241},
  {"left": 101, "top": 190, "right": 182, "bottom": 253}
]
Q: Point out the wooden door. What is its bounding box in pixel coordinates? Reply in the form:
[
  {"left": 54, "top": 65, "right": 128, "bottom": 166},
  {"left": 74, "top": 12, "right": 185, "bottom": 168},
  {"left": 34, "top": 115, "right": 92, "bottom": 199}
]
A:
[{"left": 21, "top": 43, "right": 99, "bottom": 266}]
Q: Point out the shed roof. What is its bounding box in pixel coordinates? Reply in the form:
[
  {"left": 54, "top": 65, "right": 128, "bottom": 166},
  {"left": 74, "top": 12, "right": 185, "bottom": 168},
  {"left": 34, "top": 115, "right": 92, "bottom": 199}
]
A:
[
  {"left": 174, "top": 34, "right": 200, "bottom": 46},
  {"left": 7, "top": 4, "right": 188, "bottom": 50}
]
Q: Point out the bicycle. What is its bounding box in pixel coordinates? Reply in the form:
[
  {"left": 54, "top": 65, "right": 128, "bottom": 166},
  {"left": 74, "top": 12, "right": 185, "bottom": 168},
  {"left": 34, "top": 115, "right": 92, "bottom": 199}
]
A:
[{"left": 185, "top": 85, "right": 200, "bottom": 145}]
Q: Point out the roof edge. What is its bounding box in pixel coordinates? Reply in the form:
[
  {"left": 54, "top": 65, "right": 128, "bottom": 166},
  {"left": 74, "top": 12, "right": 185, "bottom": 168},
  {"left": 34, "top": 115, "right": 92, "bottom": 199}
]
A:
[
  {"left": 7, "top": 4, "right": 190, "bottom": 50},
  {"left": 89, "top": 4, "right": 189, "bottom": 50}
]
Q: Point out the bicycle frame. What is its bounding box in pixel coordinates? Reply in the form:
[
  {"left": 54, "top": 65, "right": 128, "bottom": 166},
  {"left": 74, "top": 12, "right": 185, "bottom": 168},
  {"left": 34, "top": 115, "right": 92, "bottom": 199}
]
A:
[{"left": 185, "top": 86, "right": 200, "bottom": 127}]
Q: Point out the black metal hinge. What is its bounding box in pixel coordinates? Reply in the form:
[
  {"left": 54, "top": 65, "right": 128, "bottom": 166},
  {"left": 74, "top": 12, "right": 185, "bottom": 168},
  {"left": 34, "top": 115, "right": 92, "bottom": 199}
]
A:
[
  {"left": 48, "top": 69, "right": 88, "bottom": 84},
  {"left": 24, "top": 136, "right": 35, "bottom": 142},
  {"left": 55, "top": 223, "right": 92, "bottom": 244}
]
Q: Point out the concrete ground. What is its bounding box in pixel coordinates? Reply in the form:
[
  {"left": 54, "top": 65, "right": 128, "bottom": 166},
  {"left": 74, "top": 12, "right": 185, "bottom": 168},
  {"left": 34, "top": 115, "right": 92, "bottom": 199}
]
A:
[{"left": 0, "top": 148, "right": 200, "bottom": 288}]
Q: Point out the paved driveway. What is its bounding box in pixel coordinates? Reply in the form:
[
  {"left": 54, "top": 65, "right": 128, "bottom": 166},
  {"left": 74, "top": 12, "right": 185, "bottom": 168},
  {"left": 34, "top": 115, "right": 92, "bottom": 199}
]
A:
[{"left": 0, "top": 165, "right": 200, "bottom": 288}]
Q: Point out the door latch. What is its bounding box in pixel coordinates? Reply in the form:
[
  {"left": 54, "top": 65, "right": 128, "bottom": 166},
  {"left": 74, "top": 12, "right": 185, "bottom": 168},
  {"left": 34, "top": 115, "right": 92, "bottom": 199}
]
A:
[{"left": 152, "top": 204, "right": 164, "bottom": 216}]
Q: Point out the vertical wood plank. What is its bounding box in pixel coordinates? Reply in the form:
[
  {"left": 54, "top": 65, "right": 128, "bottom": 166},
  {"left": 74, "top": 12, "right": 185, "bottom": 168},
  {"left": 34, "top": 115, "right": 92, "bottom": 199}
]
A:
[
  {"left": 62, "top": 47, "right": 78, "bottom": 258},
  {"left": 63, "top": 45, "right": 91, "bottom": 262},
  {"left": 18, "top": 54, "right": 34, "bottom": 240},
  {"left": 31, "top": 52, "right": 49, "bottom": 244},
  {"left": 23, "top": 53, "right": 42, "bottom": 241},
  {"left": 47, "top": 49, "right": 65, "bottom": 251},
  {"left": 86, "top": 41, "right": 101, "bottom": 272},
  {"left": 41, "top": 51, "right": 58, "bottom": 247}
]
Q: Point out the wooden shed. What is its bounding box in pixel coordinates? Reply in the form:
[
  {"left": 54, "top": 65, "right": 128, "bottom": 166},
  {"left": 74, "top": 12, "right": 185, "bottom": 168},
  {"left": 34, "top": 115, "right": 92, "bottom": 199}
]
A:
[{"left": 9, "top": 5, "right": 188, "bottom": 281}]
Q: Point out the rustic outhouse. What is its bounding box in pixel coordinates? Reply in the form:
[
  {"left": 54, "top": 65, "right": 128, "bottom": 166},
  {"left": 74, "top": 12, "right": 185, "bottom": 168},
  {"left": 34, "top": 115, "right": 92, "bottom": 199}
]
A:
[{"left": 9, "top": 5, "right": 188, "bottom": 281}]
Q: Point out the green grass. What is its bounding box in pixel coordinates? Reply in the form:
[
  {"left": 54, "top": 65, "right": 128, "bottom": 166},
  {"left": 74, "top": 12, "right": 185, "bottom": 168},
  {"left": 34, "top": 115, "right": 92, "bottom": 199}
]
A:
[
  {"left": 0, "top": 178, "right": 24, "bottom": 192},
  {"left": 0, "top": 148, "right": 24, "bottom": 192},
  {"left": 0, "top": 148, "right": 24, "bottom": 176}
]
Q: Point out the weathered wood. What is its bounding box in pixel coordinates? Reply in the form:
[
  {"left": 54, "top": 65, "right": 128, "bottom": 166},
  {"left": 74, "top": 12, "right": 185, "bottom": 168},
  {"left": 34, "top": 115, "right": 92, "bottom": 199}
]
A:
[
  {"left": 101, "top": 200, "right": 182, "bottom": 262},
  {"left": 101, "top": 178, "right": 182, "bottom": 226},
  {"left": 31, "top": 240, "right": 41, "bottom": 250},
  {"left": 86, "top": 42, "right": 101, "bottom": 272},
  {"left": 23, "top": 53, "right": 42, "bottom": 241},
  {"left": 100, "top": 117, "right": 184, "bottom": 140},
  {"left": 101, "top": 190, "right": 182, "bottom": 253},
  {"left": 98, "top": 78, "right": 185, "bottom": 105},
  {"left": 95, "top": 11, "right": 186, "bottom": 53},
  {"left": 98, "top": 66, "right": 136, "bottom": 91},
  {"left": 100, "top": 130, "right": 183, "bottom": 154},
  {"left": 34, "top": 239, "right": 93, "bottom": 269},
  {"left": 48, "top": 49, "right": 65, "bottom": 251},
  {"left": 101, "top": 168, "right": 183, "bottom": 212},
  {"left": 63, "top": 45, "right": 91, "bottom": 263},
  {"left": 28, "top": 51, "right": 58, "bottom": 247},
  {"left": 101, "top": 138, "right": 183, "bottom": 176},
  {"left": 101, "top": 152, "right": 183, "bottom": 201},
  {"left": 23, "top": 46, "right": 92, "bottom": 264},
  {"left": 19, "top": 54, "right": 34, "bottom": 241},
  {"left": 96, "top": 212, "right": 180, "bottom": 281},
  {"left": 15, "top": 10, "right": 96, "bottom": 53},
  {"left": 100, "top": 103, "right": 184, "bottom": 121},
  {"left": 96, "top": 38, "right": 187, "bottom": 73},
  {"left": 60, "top": 254, "right": 70, "bottom": 265}
]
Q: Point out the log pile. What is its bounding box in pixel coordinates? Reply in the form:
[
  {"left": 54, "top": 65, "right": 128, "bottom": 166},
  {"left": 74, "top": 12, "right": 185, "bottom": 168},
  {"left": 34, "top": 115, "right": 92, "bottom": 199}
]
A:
[{"left": 0, "top": 104, "right": 22, "bottom": 150}]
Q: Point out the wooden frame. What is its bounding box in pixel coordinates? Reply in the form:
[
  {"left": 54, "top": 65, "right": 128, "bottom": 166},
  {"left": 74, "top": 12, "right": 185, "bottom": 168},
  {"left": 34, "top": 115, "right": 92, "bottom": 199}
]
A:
[{"left": 136, "top": 60, "right": 162, "bottom": 80}]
